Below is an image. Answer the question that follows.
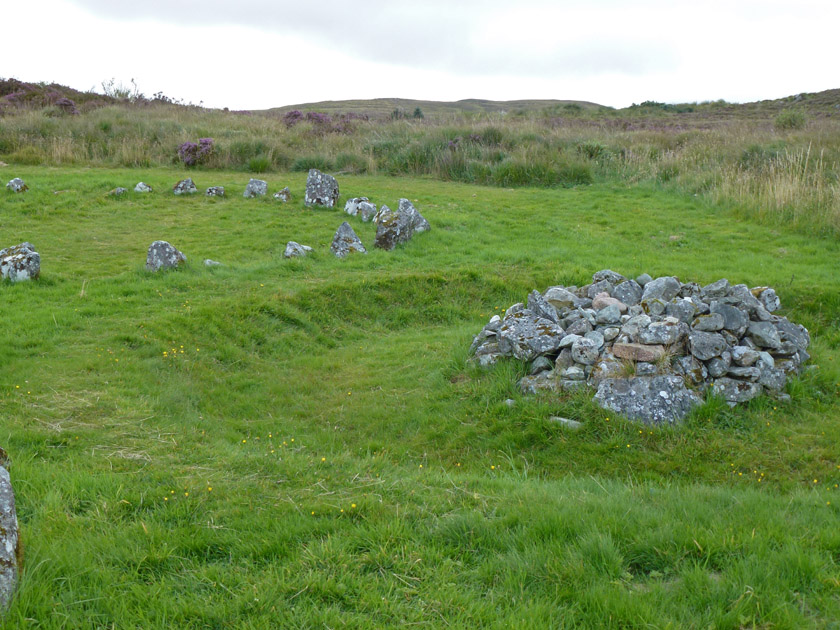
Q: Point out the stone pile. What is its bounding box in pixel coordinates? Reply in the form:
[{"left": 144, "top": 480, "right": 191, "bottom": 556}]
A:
[
  {"left": 304, "top": 169, "right": 339, "bottom": 207},
  {"left": 470, "top": 270, "right": 811, "bottom": 425},
  {"left": 0, "top": 448, "right": 19, "bottom": 611},
  {"left": 1, "top": 242, "right": 40, "bottom": 282}
]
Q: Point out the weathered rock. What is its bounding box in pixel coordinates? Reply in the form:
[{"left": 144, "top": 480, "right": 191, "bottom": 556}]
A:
[
  {"left": 731, "top": 346, "right": 760, "bottom": 367},
  {"left": 641, "top": 276, "right": 681, "bottom": 304},
  {"left": 620, "top": 314, "right": 651, "bottom": 340},
  {"left": 710, "top": 302, "right": 748, "bottom": 336},
  {"left": 203, "top": 259, "right": 223, "bottom": 267},
  {"left": 594, "top": 375, "right": 701, "bottom": 425},
  {"left": 603, "top": 327, "right": 620, "bottom": 342},
  {"left": 701, "top": 278, "right": 730, "bottom": 299},
  {"left": 595, "top": 304, "right": 622, "bottom": 325},
  {"left": 330, "top": 222, "right": 366, "bottom": 258},
  {"left": 173, "top": 178, "right": 197, "bottom": 195},
  {"left": 6, "top": 178, "right": 27, "bottom": 193},
  {"left": 284, "top": 241, "right": 313, "bottom": 258},
  {"left": 612, "top": 343, "right": 666, "bottom": 363},
  {"left": 774, "top": 318, "right": 810, "bottom": 352},
  {"left": 675, "top": 355, "right": 706, "bottom": 385},
  {"left": 0, "top": 448, "right": 19, "bottom": 611},
  {"left": 474, "top": 341, "right": 502, "bottom": 367},
  {"left": 146, "top": 241, "right": 186, "bottom": 271},
  {"left": 527, "top": 290, "right": 560, "bottom": 324},
  {"left": 273, "top": 187, "right": 292, "bottom": 202},
  {"left": 565, "top": 318, "right": 593, "bottom": 336},
  {"left": 571, "top": 337, "right": 599, "bottom": 365},
  {"left": 688, "top": 331, "right": 728, "bottom": 361},
  {"left": 520, "top": 371, "right": 567, "bottom": 394},
  {"left": 345, "top": 197, "right": 370, "bottom": 216},
  {"left": 549, "top": 416, "right": 583, "bottom": 430},
  {"left": 691, "top": 313, "right": 725, "bottom": 332},
  {"left": 372, "top": 205, "right": 389, "bottom": 224},
  {"left": 585, "top": 330, "right": 605, "bottom": 350},
  {"left": 304, "top": 169, "right": 339, "bottom": 207},
  {"left": 374, "top": 200, "right": 430, "bottom": 250},
  {"left": 637, "top": 320, "right": 687, "bottom": 345},
  {"left": 561, "top": 365, "right": 586, "bottom": 381},
  {"left": 544, "top": 287, "right": 588, "bottom": 309},
  {"left": 206, "top": 186, "right": 225, "bottom": 197},
  {"left": 134, "top": 182, "right": 152, "bottom": 193},
  {"left": 711, "top": 378, "right": 762, "bottom": 404},
  {"left": 747, "top": 321, "right": 782, "bottom": 350},
  {"left": 586, "top": 279, "right": 614, "bottom": 299},
  {"left": 0, "top": 242, "right": 40, "bottom": 282},
  {"left": 705, "top": 352, "right": 731, "bottom": 378},
  {"left": 593, "top": 269, "right": 627, "bottom": 285},
  {"left": 665, "top": 299, "right": 696, "bottom": 324},
  {"left": 243, "top": 179, "right": 267, "bottom": 198},
  {"left": 357, "top": 201, "right": 377, "bottom": 222},
  {"left": 758, "top": 367, "right": 787, "bottom": 391},
  {"left": 498, "top": 309, "right": 566, "bottom": 361},
  {"left": 612, "top": 280, "right": 643, "bottom": 307},
  {"left": 108, "top": 187, "right": 128, "bottom": 196},
  {"left": 635, "top": 273, "right": 652, "bottom": 287},
  {"left": 752, "top": 287, "right": 780, "bottom": 312},
  {"left": 530, "top": 356, "right": 554, "bottom": 375}
]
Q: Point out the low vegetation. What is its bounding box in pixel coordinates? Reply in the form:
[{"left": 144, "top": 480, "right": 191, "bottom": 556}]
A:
[{"left": 1, "top": 166, "right": 840, "bottom": 627}]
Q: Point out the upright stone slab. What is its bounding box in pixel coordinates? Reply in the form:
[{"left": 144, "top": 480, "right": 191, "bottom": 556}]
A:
[
  {"left": 373, "top": 200, "right": 431, "bottom": 251},
  {"left": 330, "top": 222, "right": 366, "bottom": 258},
  {"left": 243, "top": 179, "right": 267, "bottom": 198},
  {"left": 304, "top": 169, "right": 339, "bottom": 207},
  {"left": 0, "top": 448, "right": 19, "bottom": 611},
  {"left": 0, "top": 242, "right": 40, "bottom": 282},
  {"left": 146, "top": 241, "right": 186, "bottom": 271}
]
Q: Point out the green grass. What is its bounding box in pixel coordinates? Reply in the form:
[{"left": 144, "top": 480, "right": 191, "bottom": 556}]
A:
[{"left": 2, "top": 166, "right": 840, "bottom": 628}]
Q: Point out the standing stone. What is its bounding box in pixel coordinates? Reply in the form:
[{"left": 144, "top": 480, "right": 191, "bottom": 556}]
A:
[
  {"left": 173, "top": 178, "right": 197, "bottom": 195},
  {"left": 273, "top": 187, "right": 291, "bottom": 202},
  {"left": 358, "top": 201, "right": 377, "bottom": 222},
  {"left": 146, "top": 241, "right": 186, "bottom": 271},
  {"left": 243, "top": 179, "right": 267, "bottom": 198},
  {"left": 330, "top": 222, "right": 366, "bottom": 258},
  {"left": 0, "top": 448, "right": 19, "bottom": 611},
  {"left": 134, "top": 182, "right": 153, "bottom": 193},
  {"left": 284, "top": 241, "right": 313, "bottom": 258},
  {"left": 304, "top": 169, "right": 339, "bottom": 207},
  {"left": 374, "top": 201, "right": 431, "bottom": 251},
  {"left": 205, "top": 186, "right": 225, "bottom": 197},
  {"left": 1, "top": 242, "right": 40, "bottom": 282},
  {"left": 5, "top": 178, "right": 27, "bottom": 193}
]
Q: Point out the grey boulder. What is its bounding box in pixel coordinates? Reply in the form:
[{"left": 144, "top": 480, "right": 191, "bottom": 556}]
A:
[
  {"left": 284, "top": 241, "right": 313, "bottom": 258},
  {"left": 243, "top": 179, "right": 267, "bottom": 198},
  {"left": 1, "top": 242, "right": 40, "bottom": 282},
  {"left": 330, "top": 222, "right": 366, "bottom": 258},
  {"left": 173, "top": 178, "right": 198, "bottom": 195},
  {"left": 594, "top": 375, "right": 701, "bottom": 425},
  {"left": 5, "top": 178, "right": 27, "bottom": 193},
  {"left": 146, "top": 241, "right": 186, "bottom": 271}
]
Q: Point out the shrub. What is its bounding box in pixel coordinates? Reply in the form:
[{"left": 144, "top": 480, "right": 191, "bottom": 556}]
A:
[
  {"left": 413, "top": 107, "right": 424, "bottom": 119},
  {"left": 576, "top": 141, "right": 609, "bottom": 160},
  {"left": 291, "top": 155, "right": 333, "bottom": 172},
  {"left": 775, "top": 109, "right": 807, "bottom": 131},
  {"left": 177, "top": 137, "right": 214, "bottom": 166},
  {"left": 247, "top": 156, "right": 271, "bottom": 173},
  {"left": 479, "top": 127, "right": 504, "bottom": 146},
  {"left": 283, "top": 110, "right": 303, "bottom": 127}
]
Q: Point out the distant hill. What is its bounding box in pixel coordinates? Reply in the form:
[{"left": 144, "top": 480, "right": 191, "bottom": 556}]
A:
[{"left": 264, "top": 97, "right": 608, "bottom": 117}]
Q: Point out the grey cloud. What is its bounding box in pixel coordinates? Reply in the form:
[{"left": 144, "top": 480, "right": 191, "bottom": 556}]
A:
[{"left": 67, "top": 0, "right": 677, "bottom": 77}]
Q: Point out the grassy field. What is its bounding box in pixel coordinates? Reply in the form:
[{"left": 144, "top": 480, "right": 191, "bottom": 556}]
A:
[{"left": 1, "top": 166, "right": 840, "bottom": 628}]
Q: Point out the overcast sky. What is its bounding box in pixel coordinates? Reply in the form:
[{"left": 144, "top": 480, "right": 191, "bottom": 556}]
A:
[{"left": 5, "top": 0, "right": 837, "bottom": 110}]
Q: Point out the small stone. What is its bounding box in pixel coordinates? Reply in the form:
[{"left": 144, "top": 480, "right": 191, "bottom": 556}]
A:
[
  {"left": 612, "top": 280, "right": 643, "bottom": 307},
  {"left": 544, "top": 287, "right": 588, "bottom": 309},
  {"left": 358, "top": 201, "right": 377, "bottom": 222},
  {"left": 752, "top": 287, "right": 780, "bottom": 312},
  {"left": 6, "top": 177, "right": 28, "bottom": 193},
  {"left": 585, "top": 330, "right": 605, "bottom": 349},
  {"left": 711, "top": 378, "right": 762, "bottom": 403},
  {"left": 635, "top": 273, "right": 652, "bottom": 287},
  {"left": 665, "top": 299, "right": 696, "bottom": 324},
  {"left": 561, "top": 365, "right": 586, "bottom": 381},
  {"left": 134, "top": 182, "right": 153, "bottom": 193},
  {"left": 691, "top": 313, "right": 725, "bottom": 332},
  {"left": 206, "top": 186, "right": 225, "bottom": 197},
  {"left": 731, "top": 346, "right": 760, "bottom": 367},
  {"left": 640, "top": 276, "right": 681, "bottom": 304},
  {"left": 173, "top": 178, "right": 198, "bottom": 195},
  {"left": 284, "top": 241, "right": 313, "bottom": 258},
  {"left": 705, "top": 352, "right": 731, "bottom": 378},
  {"left": 727, "top": 366, "right": 761, "bottom": 382},
  {"left": 504, "top": 399, "right": 516, "bottom": 407},
  {"left": 330, "top": 222, "right": 366, "bottom": 258},
  {"left": 108, "top": 187, "right": 128, "bottom": 196},
  {"left": 710, "top": 302, "right": 748, "bottom": 336},
  {"left": 595, "top": 304, "right": 622, "bottom": 325},
  {"left": 344, "top": 197, "right": 370, "bottom": 216},
  {"left": 243, "top": 179, "right": 267, "bottom": 198},
  {"left": 373, "top": 200, "right": 431, "bottom": 251},
  {"left": 565, "top": 319, "right": 593, "bottom": 336},
  {"left": 637, "top": 321, "right": 687, "bottom": 345},
  {"left": 592, "top": 269, "right": 626, "bottom": 285},
  {"left": 701, "top": 278, "right": 730, "bottom": 299},
  {"left": 273, "top": 187, "right": 292, "bottom": 202},
  {"left": 527, "top": 290, "right": 559, "bottom": 324},
  {"left": 549, "top": 416, "right": 583, "bottom": 430},
  {"left": 586, "top": 279, "right": 614, "bottom": 299},
  {"left": 146, "top": 241, "right": 186, "bottom": 271},
  {"left": 635, "top": 362, "right": 658, "bottom": 376},
  {"left": 203, "top": 259, "right": 223, "bottom": 267},
  {"left": 758, "top": 367, "right": 787, "bottom": 391},
  {"left": 603, "top": 327, "right": 620, "bottom": 342},
  {"left": 498, "top": 310, "right": 566, "bottom": 361},
  {"left": 530, "top": 356, "right": 554, "bottom": 375}
]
